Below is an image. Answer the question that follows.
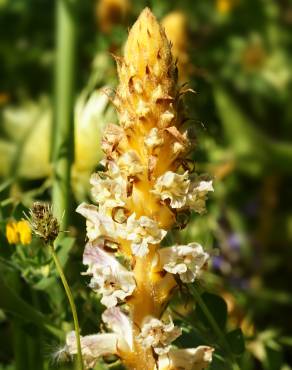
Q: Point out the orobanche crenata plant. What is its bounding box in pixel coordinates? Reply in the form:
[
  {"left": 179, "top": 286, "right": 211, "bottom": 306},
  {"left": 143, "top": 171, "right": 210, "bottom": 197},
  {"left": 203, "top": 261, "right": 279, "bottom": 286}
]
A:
[{"left": 65, "top": 8, "right": 214, "bottom": 370}]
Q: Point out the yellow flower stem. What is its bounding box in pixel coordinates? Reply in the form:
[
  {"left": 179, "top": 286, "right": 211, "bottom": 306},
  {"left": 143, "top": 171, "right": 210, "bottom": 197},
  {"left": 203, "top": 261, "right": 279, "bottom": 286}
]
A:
[
  {"left": 50, "top": 244, "right": 84, "bottom": 370},
  {"left": 190, "top": 285, "right": 241, "bottom": 370}
]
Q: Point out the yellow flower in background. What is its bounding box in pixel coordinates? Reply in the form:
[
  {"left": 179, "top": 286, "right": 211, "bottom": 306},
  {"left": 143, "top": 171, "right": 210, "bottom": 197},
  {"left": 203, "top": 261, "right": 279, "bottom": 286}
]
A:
[
  {"left": 162, "top": 11, "right": 190, "bottom": 83},
  {"left": 96, "top": 0, "right": 130, "bottom": 33},
  {"left": 6, "top": 219, "right": 32, "bottom": 245},
  {"left": 16, "top": 220, "right": 32, "bottom": 245},
  {"left": 216, "top": 0, "right": 236, "bottom": 14},
  {"left": 6, "top": 221, "right": 19, "bottom": 244}
]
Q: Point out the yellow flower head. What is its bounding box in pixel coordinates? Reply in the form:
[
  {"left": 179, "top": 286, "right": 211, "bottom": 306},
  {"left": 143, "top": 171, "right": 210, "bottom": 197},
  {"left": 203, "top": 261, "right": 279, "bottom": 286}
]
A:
[
  {"left": 6, "top": 219, "right": 32, "bottom": 245},
  {"left": 216, "top": 0, "right": 236, "bottom": 14},
  {"left": 96, "top": 0, "right": 130, "bottom": 33},
  {"left": 16, "top": 220, "right": 32, "bottom": 245},
  {"left": 6, "top": 221, "right": 19, "bottom": 244}
]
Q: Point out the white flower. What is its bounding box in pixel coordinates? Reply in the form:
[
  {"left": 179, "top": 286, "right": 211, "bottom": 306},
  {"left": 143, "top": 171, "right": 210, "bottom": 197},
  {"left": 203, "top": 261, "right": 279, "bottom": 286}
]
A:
[
  {"left": 145, "top": 128, "right": 164, "bottom": 150},
  {"left": 152, "top": 172, "right": 213, "bottom": 213},
  {"left": 186, "top": 176, "right": 214, "bottom": 214},
  {"left": 83, "top": 241, "right": 120, "bottom": 274},
  {"left": 66, "top": 332, "right": 119, "bottom": 369},
  {"left": 158, "top": 346, "right": 214, "bottom": 370},
  {"left": 117, "top": 150, "right": 144, "bottom": 176},
  {"left": 83, "top": 242, "right": 136, "bottom": 307},
  {"left": 90, "top": 172, "right": 127, "bottom": 210},
  {"left": 65, "top": 307, "right": 133, "bottom": 369},
  {"left": 76, "top": 203, "right": 118, "bottom": 241},
  {"left": 121, "top": 213, "right": 167, "bottom": 257},
  {"left": 152, "top": 171, "right": 190, "bottom": 208},
  {"left": 90, "top": 267, "right": 136, "bottom": 308},
  {"left": 158, "top": 243, "right": 209, "bottom": 283},
  {"left": 137, "top": 316, "right": 182, "bottom": 355},
  {"left": 102, "top": 306, "right": 133, "bottom": 352}
]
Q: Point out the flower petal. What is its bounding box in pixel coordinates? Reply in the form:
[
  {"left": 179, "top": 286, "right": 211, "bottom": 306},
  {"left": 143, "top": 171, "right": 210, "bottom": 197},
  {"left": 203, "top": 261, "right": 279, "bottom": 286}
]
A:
[
  {"left": 66, "top": 331, "right": 119, "bottom": 369},
  {"left": 158, "top": 243, "right": 209, "bottom": 283},
  {"left": 158, "top": 346, "right": 214, "bottom": 370},
  {"left": 83, "top": 242, "right": 136, "bottom": 307},
  {"left": 137, "top": 316, "right": 181, "bottom": 355},
  {"left": 186, "top": 175, "right": 214, "bottom": 214},
  {"left": 102, "top": 307, "right": 133, "bottom": 350},
  {"left": 152, "top": 171, "right": 190, "bottom": 208},
  {"left": 121, "top": 213, "right": 167, "bottom": 257},
  {"left": 76, "top": 203, "right": 118, "bottom": 241},
  {"left": 83, "top": 241, "right": 120, "bottom": 273}
]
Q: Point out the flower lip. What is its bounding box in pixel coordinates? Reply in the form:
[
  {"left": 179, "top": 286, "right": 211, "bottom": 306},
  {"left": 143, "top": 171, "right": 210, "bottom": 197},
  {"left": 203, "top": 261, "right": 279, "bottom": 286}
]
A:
[
  {"left": 65, "top": 307, "right": 133, "bottom": 368},
  {"left": 158, "top": 345, "right": 214, "bottom": 370},
  {"left": 152, "top": 171, "right": 190, "bottom": 209},
  {"left": 120, "top": 213, "right": 167, "bottom": 257},
  {"left": 83, "top": 241, "right": 136, "bottom": 308},
  {"left": 76, "top": 203, "right": 118, "bottom": 241},
  {"left": 137, "top": 316, "right": 182, "bottom": 355},
  {"left": 152, "top": 171, "right": 213, "bottom": 213},
  {"left": 65, "top": 331, "right": 121, "bottom": 369},
  {"left": 90, "top": 163, "right": 127, "bottom": 210},
  {"left": 102, "top": 306, "right": 133, "bottom": 351},
  {"left": 157, "top": 243, "right": 209, "bottom": 283}
]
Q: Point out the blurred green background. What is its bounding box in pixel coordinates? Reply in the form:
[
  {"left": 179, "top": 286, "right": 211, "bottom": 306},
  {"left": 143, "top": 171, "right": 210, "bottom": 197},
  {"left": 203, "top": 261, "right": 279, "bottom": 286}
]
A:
[{"left": 0, "top": 0, "right": 292, "bottom": 369}]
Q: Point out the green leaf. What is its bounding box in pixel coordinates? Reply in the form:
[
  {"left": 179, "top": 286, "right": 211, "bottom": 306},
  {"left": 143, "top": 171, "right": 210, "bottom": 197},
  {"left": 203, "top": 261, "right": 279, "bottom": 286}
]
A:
[
  {"left": 196, "top": 292, "right": 228, "bottom": 330},
  {"left": 213, "top": 85, "right": 292, "bottom": 174},
  {"left": 55, "top": 236, "right": 75, "bottom": 267},
  {"left": 209, "top": 352, "right": 227, "bottom": 370},
  {"left": 227, "top": 328, "right": 245, "bottom": 356},
  {"left": 33, "top": 236, "right": 75, "bottom": 291},
  {"left": 265, "top": 345, "right": 283, "bottom": 370},
  {"left": 0, "top": 277, "right": 62, "bottom": 338}
]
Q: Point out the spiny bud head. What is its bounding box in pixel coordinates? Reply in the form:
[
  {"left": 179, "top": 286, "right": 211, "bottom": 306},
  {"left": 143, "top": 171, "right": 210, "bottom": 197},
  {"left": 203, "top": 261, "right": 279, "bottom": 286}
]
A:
[{"left": 29, "top": 202, "right": 59, "bottom": 244}]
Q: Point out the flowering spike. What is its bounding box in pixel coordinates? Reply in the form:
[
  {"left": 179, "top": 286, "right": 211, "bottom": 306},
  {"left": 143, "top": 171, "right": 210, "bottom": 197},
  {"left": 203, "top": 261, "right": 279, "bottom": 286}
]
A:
[{"left": 68, "top": 8, "right": 214, "bottom": 370}]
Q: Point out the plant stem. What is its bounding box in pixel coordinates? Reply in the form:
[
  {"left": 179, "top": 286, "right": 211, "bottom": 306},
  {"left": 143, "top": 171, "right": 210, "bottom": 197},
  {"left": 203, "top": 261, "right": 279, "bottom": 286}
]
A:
[
  {"left": 29, "top": 290, "right": 44, "bottom": 370},
  {"left": 190, "top": 285, "right": 241, "bottom": 370},
  {"left": 12, "top": 320, "right": 29, "bottom": 370},
  {"left": 10, "top": 272, "right": 29, "bottom": 370},
  {"left": 52, "top": 0, "right": 77, "bottom": 228},
  {"left": 50, "top": 244, "right": 84, "bottom": 370}
]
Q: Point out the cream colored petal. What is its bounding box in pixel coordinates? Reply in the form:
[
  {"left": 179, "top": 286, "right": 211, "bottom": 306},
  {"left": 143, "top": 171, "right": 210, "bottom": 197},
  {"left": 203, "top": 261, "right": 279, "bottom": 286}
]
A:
[
  {"left": 66, "top": 331, "right": 119, "bottom": 369},
  {"left": 102, "top": 307, "right": 133, "bottom": 350},
  {"left": 158, "top": 346, "right": 214, "bottom": 370}
]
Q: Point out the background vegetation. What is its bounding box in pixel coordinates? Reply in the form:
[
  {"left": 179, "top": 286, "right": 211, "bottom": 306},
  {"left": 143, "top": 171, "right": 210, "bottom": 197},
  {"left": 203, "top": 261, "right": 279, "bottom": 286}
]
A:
[{"left": 0, "top": 0, "right": 292, "bottom": 369}]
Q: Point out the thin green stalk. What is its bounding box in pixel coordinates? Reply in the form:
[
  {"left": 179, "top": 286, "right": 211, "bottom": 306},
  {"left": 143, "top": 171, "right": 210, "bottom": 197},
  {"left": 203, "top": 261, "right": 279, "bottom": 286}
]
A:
[
  {"left": 12, "top": 319, "right": 29, "bottom": 370},
  {"left": 50, "top": 244, "right": 84, "bottom": 370},
  {"left": 52, "top": 0, "right": 77, "bottom": 228},
  {"left": 10, "top": 273, "right": 29, "bottom": 370},
  {"left": 29, "top": 290, "right": 44, "bottom": 370},
  {"left": 190, "top": 285, "right": 241, "bottom": 370}
]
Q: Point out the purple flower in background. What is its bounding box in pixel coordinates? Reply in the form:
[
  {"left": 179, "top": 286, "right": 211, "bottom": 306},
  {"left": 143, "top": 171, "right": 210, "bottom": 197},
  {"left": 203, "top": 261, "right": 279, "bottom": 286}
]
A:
[{"left": 228, "top": 233, "right": 242, "bottom": 251}]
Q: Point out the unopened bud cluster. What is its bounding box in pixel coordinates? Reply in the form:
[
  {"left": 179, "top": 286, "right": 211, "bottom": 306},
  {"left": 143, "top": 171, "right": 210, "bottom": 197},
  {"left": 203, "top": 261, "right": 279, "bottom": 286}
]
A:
[
  {"left": 65, "top": 8, "right": 214, "bottom": 370},
  {"left": 28, "top": 202, "right": 59, "bottom": 244}
]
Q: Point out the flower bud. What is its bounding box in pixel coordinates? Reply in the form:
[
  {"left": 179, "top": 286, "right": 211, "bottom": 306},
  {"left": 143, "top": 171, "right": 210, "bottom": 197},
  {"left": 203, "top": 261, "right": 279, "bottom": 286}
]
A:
[{"left": 29, "top": 202, "right": 59, "bottom": 244}]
